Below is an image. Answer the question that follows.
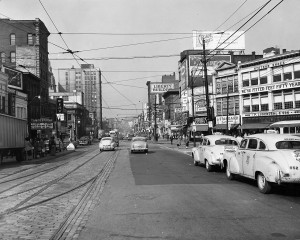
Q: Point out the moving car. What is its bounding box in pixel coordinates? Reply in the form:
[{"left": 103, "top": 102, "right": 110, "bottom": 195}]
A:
[
  {"left": 192, "top": 135, "right": 238, "bottom": 172},
  {"left": 130, "top": 137, "right": 148, "bottom": 153},
  {"left": 99, "top": 137, "right": 116, "bottom": 151},
  {"left": 223, "top": 133, "right": 300, "bottom": 193},
  {"left": 79, "top": 136, "right": 91, "bottom": 146}
]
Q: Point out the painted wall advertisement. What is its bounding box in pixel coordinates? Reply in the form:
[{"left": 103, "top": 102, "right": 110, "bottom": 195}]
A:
[
  {"left": 241, "top": 80, "right": 300, "bottom": 94},
  {"left": 3, "top": 66, "right": 23, "bottom": 90}
]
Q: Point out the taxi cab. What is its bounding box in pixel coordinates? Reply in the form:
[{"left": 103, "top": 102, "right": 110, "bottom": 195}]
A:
[
  {"left": 192, "top": 135, "right": 238, "bottom": 172},
  {"left": 223, "top": 133, "right": 300, "bottom": 193}
]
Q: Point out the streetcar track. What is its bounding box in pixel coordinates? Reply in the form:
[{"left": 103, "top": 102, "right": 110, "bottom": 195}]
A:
[{"left": 1, "top": 149, "right": 104, "bottom": 215}]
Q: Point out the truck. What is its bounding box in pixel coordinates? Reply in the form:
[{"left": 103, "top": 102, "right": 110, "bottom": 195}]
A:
[{"left": 0, "top": 113, "right": 28, "bottom": 163}]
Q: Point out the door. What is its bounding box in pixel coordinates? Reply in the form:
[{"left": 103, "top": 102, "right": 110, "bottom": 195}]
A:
[
  {"left": 243, "top": 138, "right": 257, "bottom": 177},
  {"left": 235, "top": 139, "right": 247, "bottom": 173},
  {"left": 199, "top": 138, "right": 207, "bottom": 164}
]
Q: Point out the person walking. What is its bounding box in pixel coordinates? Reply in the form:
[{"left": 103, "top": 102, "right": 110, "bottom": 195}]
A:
[
  {"left": 170, "top": 135, "right": 173, "bottom": 145},
  {"left": 177, "top": 135, "right": 182, "bottom": 148}
]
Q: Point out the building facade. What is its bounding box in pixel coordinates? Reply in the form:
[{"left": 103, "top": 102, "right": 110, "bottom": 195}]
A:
[{"left": 56, "top": 64, "right": 102, "bottom": 127}]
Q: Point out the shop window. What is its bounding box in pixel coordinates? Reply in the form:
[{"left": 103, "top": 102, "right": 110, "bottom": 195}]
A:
[{"left": 10, "top": 34, "right": 15, "bottom": 45}]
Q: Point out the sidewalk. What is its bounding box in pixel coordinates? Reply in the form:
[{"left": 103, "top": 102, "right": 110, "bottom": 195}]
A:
[{"left": 150, "top": 138, "right": 196, "bottom": 156}]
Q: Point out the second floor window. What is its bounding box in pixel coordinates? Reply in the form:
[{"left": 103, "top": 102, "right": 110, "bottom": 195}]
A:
[
  {"left": 10, "top": 34, "right": 15, "bottom": 45},
  {"left": 28, "top": 33, "right": 33, "bottom": 45},
  {"left": 10, "top": 52, "right": 16, "bottom": 63},
  {"left": 0, "top": 52, "right": 5, "bottom": 63}
]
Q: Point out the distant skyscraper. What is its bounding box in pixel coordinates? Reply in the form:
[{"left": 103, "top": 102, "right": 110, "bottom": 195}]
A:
[{"left": 57, "top": 64, "right": 102, "bottom": 125}]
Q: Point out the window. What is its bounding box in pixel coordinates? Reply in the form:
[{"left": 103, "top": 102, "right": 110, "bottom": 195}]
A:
[
  {"left": 240, "top": 139, "right": 247, "bottom": 149},
  {"left": 10, "top": 52, "right": 16, "bottom": 63},
  {"left": 273, "top": 67, "right": 282, "bottom": 82},
  {"left": 27, "top": 33, "right": 33, "bottom": 45},
  {"left": 284, "top": 94, "right": 293, "bottom": 109},
  {"left": 295, "top": 92, "right": 300, "bottom": 108},
  {"left": 273, "top": 94, "right": 282, "bottom": 110},
  {"left": 259, "top": 141, "right": 266, "bottom": 150},
  {"left": 248, "top": 139, "right": 258, "bottom": 149},
  {"left": 243, "top": 98, "right": 250, "bottom": 112},
  {"left": 294, "top": 63, "right": 300, "bottom": 79},
  {"left": 259, "top": 69, "right": 268, "bottom": 84},
  {"left": 252, "top": 98, "right": 259, "bottom": 112},
  {"left": 283, "top": 65, "right": 293, "bottom": 81},
  {"left": 260, "top": 96, "right": 269, "bottom": 111},
  {"left": 250, "top": 71, "right": 258, "bottom": 86},
  {"left": 10, "top": 34, "right": 15, "bottom": 45},
  {"left": 234, "top": 75, "right": 238, "bottom": 92},
  {"left": 0, "top": 52, "right": 5, "bottom": 63},
  {"left": 242, "top": 72, "right": 250, "bottom": 87}
]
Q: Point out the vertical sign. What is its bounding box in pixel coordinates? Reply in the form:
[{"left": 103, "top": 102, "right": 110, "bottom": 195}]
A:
[{"left": 56, "top": 98, "right": 64, "bottom": 113}]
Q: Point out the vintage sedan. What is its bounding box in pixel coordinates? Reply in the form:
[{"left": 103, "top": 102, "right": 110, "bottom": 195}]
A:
[
  {"left": 192, "top": 135, "right": 238, "bottom": 172},
  {"left": 79, "top": 136, "right": 91, "bottom": 146},
  {"left": 99, "top": 137, "right": 116, "bottom": 151},
  {"left": 130, "top": 137, "right": 148, "bottom": 153},
  {"left": 223, "top": 134, "right": 300, "bottom": 193}
]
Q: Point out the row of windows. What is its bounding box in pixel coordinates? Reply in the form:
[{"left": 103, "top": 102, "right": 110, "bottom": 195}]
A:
[
  {"left": 9, "top": 33, "right": 34, "bottom": 45},
  {"left": 216, "top": 75, "right": 239, "bottom": 94},
  {"left": 216, "top": 96, "right": 240, "bottom": 116},
  {"left": 0, "top": 52, "right": 16, "bottom": 63},
  {"left": 242, "top": 63, "right": 300, "bottom": 87}
]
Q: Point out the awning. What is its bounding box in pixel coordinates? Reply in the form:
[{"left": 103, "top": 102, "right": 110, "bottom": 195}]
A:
[
  {"left": 238, "top": 123, "right": 270, "bottom": 129},
  {"left": 214, "top": 124, "right": 240, "bottom": 130}
]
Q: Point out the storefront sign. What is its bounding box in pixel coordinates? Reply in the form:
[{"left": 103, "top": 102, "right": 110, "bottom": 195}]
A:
[
  {"left": 150, "top": 83, "right": 175, "bottom": 93},
  {"left": 241, "top": 80, "right": 300, "bottom": 94},
  {"left": 216, "top": 115, "right": 240, "bottom": 124},
  {"left": 31, "top": 122, "right": 53, "bottom": 130},
  {"left": 243, "top": 109, "right": 300, "bottom": 117}
]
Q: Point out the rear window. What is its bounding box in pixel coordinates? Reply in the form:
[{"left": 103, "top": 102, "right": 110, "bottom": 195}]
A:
[
  {"left": 276, "top": 141, "right": 300, "bottom": 149},
  {"left": 133, "top": 138, "right": 146, "bottom": 142},
  {"left": 215, "top": 139, "right": 238, "bottom": 145}
]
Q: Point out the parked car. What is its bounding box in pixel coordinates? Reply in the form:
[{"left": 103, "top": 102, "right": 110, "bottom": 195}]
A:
[
  {"left": 99, "top": 137, "right": 116, "bottom": 151},
  {"left": 130, "top": 137, "right": 148, "bottom": 153},
  {"left": 223, "top": 133, "right": 300, "bottom": 193},
  {"left": 192, "top": 135, "right": 238, "bottom": 172},
  {"left": 79, "top": 136, "right": 91, "bottom": 146}
]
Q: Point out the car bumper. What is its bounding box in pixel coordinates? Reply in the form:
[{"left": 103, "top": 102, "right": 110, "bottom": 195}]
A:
[
  {"left": 131, "top": 148, "right": 147, "bottom": 152},
  {"left": 100, "top": 146, "right": 114, "bottom": 151}
]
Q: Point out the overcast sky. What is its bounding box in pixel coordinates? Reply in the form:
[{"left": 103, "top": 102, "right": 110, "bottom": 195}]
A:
[{"left": 1, "top": 0, "right": 299, "bottom": 119}]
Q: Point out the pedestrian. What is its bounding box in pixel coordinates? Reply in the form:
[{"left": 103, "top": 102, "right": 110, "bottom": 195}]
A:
[
  {"left": 170, "top": 135, "right": 173, "bottom": 145},
  {"left": 177, "top": 135, "right": 182, "bottom": 148},
  {"left": 185, "top": 135, "right": 189, "bottom": 148},
  {"left": 24, "top": 137, "right": 33, "bottom": 160}
]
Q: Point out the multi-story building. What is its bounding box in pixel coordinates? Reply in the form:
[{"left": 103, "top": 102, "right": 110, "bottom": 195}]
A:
[
  {"left": 239, "top": 48, "right": 300, "bottom": 133},
  {"left": 0, "top": 18, "right": 50, "bottom": 107},
  {"left": 57, "top": 64, "right": 102, "bottom": 127}
]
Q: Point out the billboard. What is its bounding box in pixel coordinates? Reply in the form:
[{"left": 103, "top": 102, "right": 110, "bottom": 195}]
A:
[
  {"left": 3, "top": 67, "right": 23, "bottom": 90},
  {"left": 192, "top": 31, "right": 245, "bottom": 51},
  {"left": 150, "top": 83, "right": 175, "bottom": 94}
]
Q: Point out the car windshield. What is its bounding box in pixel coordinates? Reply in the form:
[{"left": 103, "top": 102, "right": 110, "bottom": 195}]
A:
[
  {"left": 275, "top": 141, "right": 300, "bottom": 149},
  {"left": 215, "top": 139, "right": 238, "bottom": 145},
  {"left": 101, "top": 138, "right": 112, "bottom": 143},
  {"left": 133, "top": 138, "right": 146, "bottom": 142}
]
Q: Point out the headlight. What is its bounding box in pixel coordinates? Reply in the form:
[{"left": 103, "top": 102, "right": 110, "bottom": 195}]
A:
[{"left": 99, "top": 143, "right": 103, "bottom": 147}]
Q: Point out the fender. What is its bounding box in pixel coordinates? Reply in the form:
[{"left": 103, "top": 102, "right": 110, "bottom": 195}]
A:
[{"left": 255, "top": 158, "right": 281, "bottom": 183}]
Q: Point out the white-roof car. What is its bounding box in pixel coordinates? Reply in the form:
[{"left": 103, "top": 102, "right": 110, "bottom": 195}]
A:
[
  {"left": 99, "top": 137, "right": 116, "bottom": 152},
  {"left": 223, "top": 133, "right": 300, "bottom": 193},
  {"left": 130, "top": 137, "right": 148, "bottom": 153},
  {"left": 192, "top": 135, "right": 238, "bottom": 172}
]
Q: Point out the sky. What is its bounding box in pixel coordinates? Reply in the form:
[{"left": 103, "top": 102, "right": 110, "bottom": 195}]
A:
[{"left": 1, "top": 0, "right": 300, "bottom": 119}]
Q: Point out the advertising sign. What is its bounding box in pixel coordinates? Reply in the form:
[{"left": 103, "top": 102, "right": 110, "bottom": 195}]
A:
[
  {"left": 150, "top": 83, "right": 175, "bottom": 94},
  {"left": 56, "top": 98, "right": 64, "bottom": 113},
  {"left": 192, "top": 31, "right": 245, "bottom": 50},
  {"left": 3, "top": 66, "right": 23, "bottom": 90},
  {"left": 216, "top": 115, "right": 240, "bottom": 125},
  {"left": 31, "top": 118, "right": 53, "bottom": 130}
]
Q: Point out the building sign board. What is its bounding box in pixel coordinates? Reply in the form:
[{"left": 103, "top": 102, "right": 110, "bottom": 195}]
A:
[
  {"left": 243, "top": 110, "right": 300, "bottom": 118},
  {"left": 192, "top": 31, "right": 245, "bottom": 50},
  {"left": 241, "top": 80, "right": 300, "bottom": 95},
  {"left": 31, "top": 118, "right": 54, "bottom": 130},
  {"left": 150, "top": 83, "right": 175, "bottom": 94},
  {"left": 3, "top": 66, "right": 23, "bottom": 90},
  {"left": 216, "top": 115, "right": 240, "bottom": 124}
]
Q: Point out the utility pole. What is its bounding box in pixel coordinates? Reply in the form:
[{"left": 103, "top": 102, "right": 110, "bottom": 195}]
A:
[
  {"left": 154, "top": 94, "right": 157, "bottom": 141},
  {"left": 99, "top": 70, "right": 103, "bottom": 129},
  {"left": 191, "top": 72, "right": 196, "bottom": 147},
  {"left": 226, "top": 88, "right": 229, "bottom": 135},
  {"left": 203, "top": 37, "right": 212, "bottom": 135}
]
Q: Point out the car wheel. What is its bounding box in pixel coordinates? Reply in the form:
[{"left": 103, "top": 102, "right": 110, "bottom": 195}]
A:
[
  {"left": 205, "top": 160, "right": 212, "bottom": 172},
  {"left": 145, "top": 150, "right": 148, "bottom": 153},
  {"left": 193, "top": 158, "right": 198, "bottom": 166},
  {"left": 226, "top": 163, "right": 235, "bottom": 180},
  {"left": 257, "top": 172, "right": 272, "bottom": 194}
]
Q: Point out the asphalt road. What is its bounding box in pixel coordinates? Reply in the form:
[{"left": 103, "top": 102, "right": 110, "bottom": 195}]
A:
[{"left": 79, "top": 141, "right": 300, "bottom": 240}]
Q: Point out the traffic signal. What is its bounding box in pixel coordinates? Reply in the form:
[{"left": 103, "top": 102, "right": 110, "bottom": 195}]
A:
[{"left": 56, "top": 98, "right": 64, "bottom": 114}]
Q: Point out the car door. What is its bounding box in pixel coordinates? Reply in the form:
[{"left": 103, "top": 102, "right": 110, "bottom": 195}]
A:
[
  {"left": 236, "top": 138, "right": 248, "bottom": 174},
  {"left": 243, "top": 138, "right": 258, "bottom": 177},
  {"left": 199, "top": 138, "right": 207, "bottom": 164}
]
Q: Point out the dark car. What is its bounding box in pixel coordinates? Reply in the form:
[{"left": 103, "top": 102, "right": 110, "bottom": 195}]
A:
[{"left": 79, "top": 136, "right": 91, "bottom": 146}]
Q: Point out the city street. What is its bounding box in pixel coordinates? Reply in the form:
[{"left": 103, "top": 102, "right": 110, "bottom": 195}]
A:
[{"left": 1, "top": 140, "right": 299, "bottom": 239}]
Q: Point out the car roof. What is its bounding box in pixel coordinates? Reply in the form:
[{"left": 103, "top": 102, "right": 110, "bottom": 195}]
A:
[
  {"left": 132, "top": 137, "right": 146, "bottom": 140},
  {"left": 244, "top": 133, "right": 300, "bottom": 150},
  {"left": 101, "top": 137, "right": 112, "bottom": 140},
  {"left": 204, "top": 135, "right": 237, "bottom": 142}
]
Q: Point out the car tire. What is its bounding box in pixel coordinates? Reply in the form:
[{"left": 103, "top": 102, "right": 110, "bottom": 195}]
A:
[
  {"left": 193, "top": 159, "right": 199, "bottom": 166},
  {"left": 226, "top": 163, "right": 235, "bottom": 180},
  {"left": 205, "top": 160, "right": 212, "bottom": 172},
  {"left": 145, "top": 150, "right": 148, "bottom": 153},
  {"left": 257, "top": 172, "right": 272, "bottom": 194}
]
